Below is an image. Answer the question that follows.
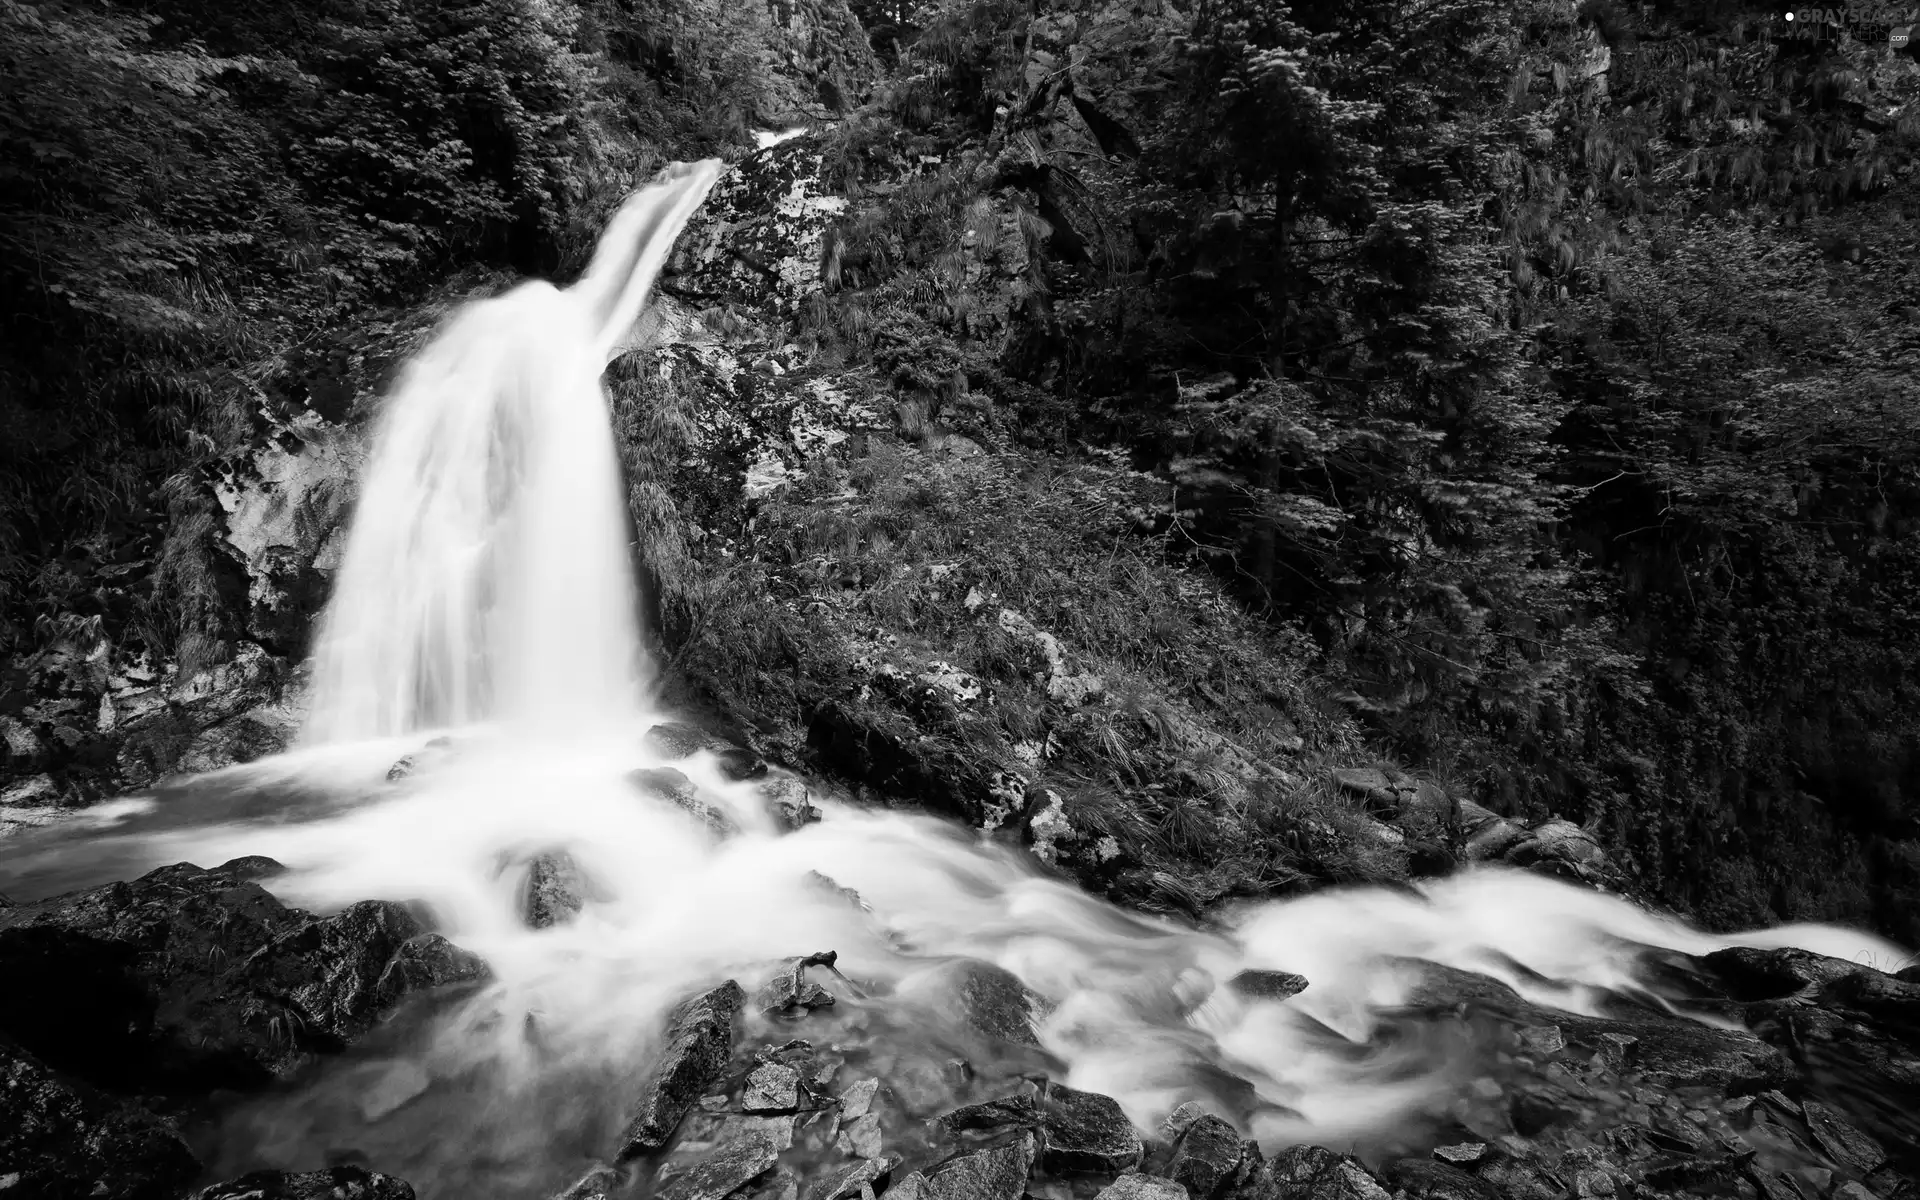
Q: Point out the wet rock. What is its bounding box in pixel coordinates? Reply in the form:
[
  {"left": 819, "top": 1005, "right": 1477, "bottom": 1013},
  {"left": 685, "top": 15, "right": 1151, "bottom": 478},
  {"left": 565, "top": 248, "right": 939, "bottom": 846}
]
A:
[
  {"left": 916, "top": 1134, "right": 1036, "bottom": 1200},
  {"left": 1802, "top": 1099, "right": 1888, "bottom": 1175},
  {"left": 247, "top": 900, "right": 489, "bottom": 1049},
  {"left": 1433, "top": 1143, "right": 1490, "bottom": 1167},
  {"left": 520, "top": 850, "right": 590, "bottom": 930},
  {"left": 629, "top": 767, "right": 738, "bottom": 837},
  {"left": 743, "top": 1062, "right": 801, "bottom": 1113},
  {"left": 618, "top": 980, "right": 745, "bottom": 1158},
  {"left": 0, "top": 1036, "right": 201, "bottom": 1200},
  {"left": 1162, "top": 1100, "right": 1210, "bottom": 1139},
  {"left": 1330, "top": 767, "right": 1414, "bottom": 815},
  {"left": 1504, "top": 819, "right": 1605, "bottom": 871},
  {"left": 934, "top": 1081, "right": 1041, "bottom": 1134},
  {"left": 835, "top": 1111, "right": 883, "bottom": 1157},
  {"left": 940, "top": 958, "right": 1041, "bottom": 1046},
  {"left": 191, "top": 1166, "right": 416, "bottom": 1199},
  {"left": 384, "top": 737, "right": 455, "bottom": 783},
  {"left": 806, "top": 1154, "right": 898, "bottom": 1200},
  {"left": 737, "top": 1168, "right": 800, "bottom": 1200},
  {"left": 1268, "top": 1147, "right": 1391, "bottom": 1200},
  {"left": 716, "top": 747, "right": 768, "bottom": 782},
  {"left": 1462, "top": 818, "right": 1528, "bottom": 862},
  {"left": 838, "top": 1077, "right": 879, "bottom": 1117},
  {"left": 0, "top": 858, "right": 487, "bottom": 1092},
  {"left": 1378, "top": 1158, "right": 1505, "bottom": 1200},
  {"left": 1638, "top": 1151, "right": 1757, "bottom": 1192},
  {"left": 758, "top": 954, "right": 840, "bottom": 1015},
  {"left": 171, "top": 706, "right": 296, "bottom": 776},
  {"left": 655, "top": 1131, "right": 782, "bottom": 1200},
  {"left": 1169, "top": 1114, "right": 1254, "bottom": 1198},
  {"left": 1226, "top": 970, "right": 1309, "bottom": 1002},
  {"left": 1398, "top": 781, "right": 1459, "bottom": 836},
  {"left": 1038, "top": 1081, "right": 1142, "bottom": 1173},
  {"left": 762, "top": 774, "right": 821, "bottom": 830},
  {"left": 640, "top": 723, "right": 767, "bottom": 780},
  {"left": 1701, "top": 945, "right": 1871, "bottom": 1002},
  {"left": 1098, "top": 1177, "right": 1192, "bottom": 1200}
]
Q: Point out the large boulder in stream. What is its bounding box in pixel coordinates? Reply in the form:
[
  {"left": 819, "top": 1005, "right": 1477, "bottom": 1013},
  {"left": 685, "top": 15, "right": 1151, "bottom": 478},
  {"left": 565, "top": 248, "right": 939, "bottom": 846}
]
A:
[
  {"left": 0, "top": 857, "right": 488, "bottom": 1095},
  {"left": 618, "top": 980, "right": 747, "bottom": 1158}
]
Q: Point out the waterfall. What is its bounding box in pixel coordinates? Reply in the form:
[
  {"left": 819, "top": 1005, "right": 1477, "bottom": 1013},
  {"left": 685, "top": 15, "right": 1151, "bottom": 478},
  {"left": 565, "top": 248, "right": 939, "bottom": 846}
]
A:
[{"left": 300, "top": 161, "right": 724, "bottom": 745}]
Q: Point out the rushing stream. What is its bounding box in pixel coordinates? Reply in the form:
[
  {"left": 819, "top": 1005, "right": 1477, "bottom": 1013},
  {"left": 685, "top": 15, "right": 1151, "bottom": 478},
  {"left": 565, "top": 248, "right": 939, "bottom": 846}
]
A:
[{"left": 0, "top": 161, "right": 1909, "bottom": 1198}]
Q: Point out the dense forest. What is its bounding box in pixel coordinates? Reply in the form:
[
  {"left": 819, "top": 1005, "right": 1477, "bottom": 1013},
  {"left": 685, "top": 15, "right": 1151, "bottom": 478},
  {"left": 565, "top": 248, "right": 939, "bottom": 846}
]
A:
[{"left": 4, "top": 0, "right": 1920, "bottom": 944}]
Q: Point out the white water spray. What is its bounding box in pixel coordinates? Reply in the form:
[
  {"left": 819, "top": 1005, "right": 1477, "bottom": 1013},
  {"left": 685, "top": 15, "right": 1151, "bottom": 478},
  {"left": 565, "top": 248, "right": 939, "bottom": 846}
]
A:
[
  {"left": 301, "top": 160, "right": 725, "bottom": 744},
  {"left": 3, "top": 159, "right": 1911, "bottom": 1197}
]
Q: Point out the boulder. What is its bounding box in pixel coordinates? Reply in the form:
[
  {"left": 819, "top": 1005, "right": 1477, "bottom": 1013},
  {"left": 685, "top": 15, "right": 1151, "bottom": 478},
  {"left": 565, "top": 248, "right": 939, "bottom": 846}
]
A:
[
  {"left": 618, "top": 980, "right": 746, "bottom": 1157},
  {"left": 1267, "top": 1147, "right": 1392, "bottom": 1200},
  {"left": 1462, "top": 818, "right": 1528, "bottom": 862},
  {"left": 0, "top": 1036, "right": 201, "bottom": 1200},
  {"left": 1698, "top": 945, "right": 1871, "bottom": 1002},
  {"left": 1226, "top": 970, "right": 1309, "bottom": 1002},
  {"left": 1377, "top": 1158, "right": 1505, "bottom": 1200},
  {"left": 655, "top": 1130, "right": 782, "bottom": 1200},
  {"left": 929, "top": 958, "right": 1042, "bottom": 1046},
  {"left": 0, "top": 858, "right": 487, "bottom": 1093},
  {"left": 521, "top": 850, "right": 591, "bottom": 930},
  {"left": 805, "top": 1154, "right": 898, "bottom": 1200},
  {"left": 1504, "top": 819, "right": 1606, "bottom": 873},
  {"left": 936, "top": 1078, "right": 1138, "bottom": 1172},
  {"left": 762, "top": 774, "right": 821, "bottom": 830},
  {"left": 742, "top": 1061, "right": 801, "bottom": 1113},
  {"left": 912, "top": 1134, "right": 1036, "bottom": 1200},
  {"left": 1037, "top": 1082, "right": 1142, "bottom": 1174},
  {"left": 190, "top": 1167, "right": 416, "bottom": 1199},
  {"left": 1168, "top": 1114, "right": 1254, "bottom": 1199},
  {"left": 643, "top": 722, "right": 769, "bottom": 782},
  {"left": 1330, "top": 767, "right": 1414, "bottom": 815}
]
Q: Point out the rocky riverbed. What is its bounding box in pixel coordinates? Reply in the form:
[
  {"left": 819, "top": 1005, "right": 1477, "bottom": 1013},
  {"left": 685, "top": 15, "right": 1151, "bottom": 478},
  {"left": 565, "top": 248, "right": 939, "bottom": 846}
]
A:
[{"left": 4, "top": 723, "right": 1917, "bottom": 1200}]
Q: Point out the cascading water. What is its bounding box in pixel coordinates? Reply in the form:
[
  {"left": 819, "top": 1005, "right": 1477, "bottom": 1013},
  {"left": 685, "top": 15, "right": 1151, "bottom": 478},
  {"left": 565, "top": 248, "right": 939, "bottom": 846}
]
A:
[
  {"left": 0, "top": 160, "right": 1912, "bottom": 1197},
  {"left": 301, "top": 160, "right": 725, "bottom": 744}
]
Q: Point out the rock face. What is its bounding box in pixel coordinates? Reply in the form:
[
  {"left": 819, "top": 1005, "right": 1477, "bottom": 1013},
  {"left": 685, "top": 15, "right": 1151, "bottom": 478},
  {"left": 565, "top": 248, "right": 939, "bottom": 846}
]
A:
[
  {"left": 0, "top": 857, "right": 488, "bottom": 1093},
  {"left": 190, "top": 1166, "right": 417, "bottom": 1199},
  {"left": 0, "top": 1036, "right": 201, "bottom": 1200},
  {"left": 619, "top": 980, "right": 747, "bottom": 1157}
]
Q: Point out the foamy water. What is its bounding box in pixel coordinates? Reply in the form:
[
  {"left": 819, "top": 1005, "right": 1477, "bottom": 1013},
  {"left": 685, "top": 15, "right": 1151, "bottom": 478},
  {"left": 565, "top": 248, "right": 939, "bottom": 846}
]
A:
[{"left": 1, "top": 158, "right": 1910, "bottom": 1196}]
